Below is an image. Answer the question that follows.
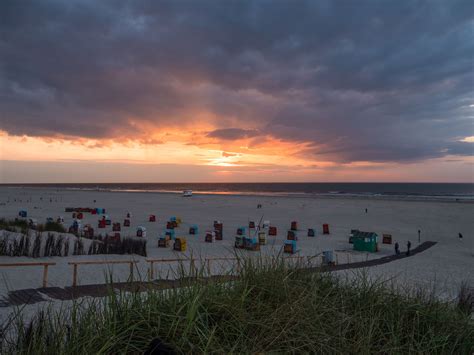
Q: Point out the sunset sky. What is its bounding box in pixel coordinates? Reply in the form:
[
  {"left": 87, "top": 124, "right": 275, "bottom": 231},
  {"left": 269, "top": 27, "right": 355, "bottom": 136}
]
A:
[{"left": 1, "top": 0, "right": 473, "bottom": 183}]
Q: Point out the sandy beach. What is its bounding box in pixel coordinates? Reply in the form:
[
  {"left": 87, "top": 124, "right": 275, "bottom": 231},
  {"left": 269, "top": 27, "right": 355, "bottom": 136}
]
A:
[{"left": 0, "top": 186, "right": 473, "bottom": 321}]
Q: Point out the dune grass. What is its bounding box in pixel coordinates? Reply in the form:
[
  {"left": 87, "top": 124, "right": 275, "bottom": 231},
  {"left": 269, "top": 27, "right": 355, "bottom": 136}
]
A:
[{"left": 1, "top": 258, "right": 473, "bottom": 354}]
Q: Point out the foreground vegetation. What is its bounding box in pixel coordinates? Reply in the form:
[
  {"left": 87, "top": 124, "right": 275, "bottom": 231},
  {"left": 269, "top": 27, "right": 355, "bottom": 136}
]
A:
[{"left": 1, "top": 259, "right": 473, "bottom": 354}]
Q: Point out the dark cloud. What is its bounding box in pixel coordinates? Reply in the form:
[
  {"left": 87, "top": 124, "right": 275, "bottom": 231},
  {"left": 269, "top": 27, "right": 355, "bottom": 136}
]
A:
[
  {"left": 0, "top": 0, "right": 473, "bottom": 162},
  {"left": 207, "top": 128, "right": 260, "bottom": 140}
]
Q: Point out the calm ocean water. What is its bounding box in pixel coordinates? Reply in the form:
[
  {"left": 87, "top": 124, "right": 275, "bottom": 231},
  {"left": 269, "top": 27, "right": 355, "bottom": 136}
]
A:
[{"left": 3, "top": 183, "right": 474, "bottom": 201}]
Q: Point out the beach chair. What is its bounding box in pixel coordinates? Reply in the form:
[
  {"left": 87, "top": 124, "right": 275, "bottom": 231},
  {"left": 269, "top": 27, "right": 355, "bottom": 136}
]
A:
[
  {"left": 213, "top": 220, "right": 222, "bottom": 229},
  {"left": 323, "top": 224, "right": 330, "bottom": 234},
  {"left": 77, "top": 212, "right": 84, "bottom": 220},
  {"left": 308, "top": 228, "right": 315, "bottom": 237},
  {"left": 263, "top": 220, "right": 270, "bottom": 229},
  {"left": 112, "top": 222, "right": 121, "bottom": 232},
  {"left": 158, "top": 238, "right": 170, "bottom": 248},
  {"left": 291, "top": 221, "right": 298, "bottom": 231},
  {"left": 166, "top": 221, "right": 175, "bottom": 229},
  {"left": 136, "top": 226, "right": 147, "bottom": 238},
  {"left": 205, "top": 231, "right": 216, "bottom": 243},
  {"left": 215, "top": 229, "right": 223, "bottom": 240},
  {"left": 149, "top": 215, "right": 156, "bottom": 222},
  {"left": 126, "top": 212, "right": 131, "bottom": 218},
  {"left": 284, "top": 240, "right": 297, "bottom": 254},
  {"left": 174, "top": 237, "right": 186, "bottom": 252},
  {"left": 382, "top": 234, "right": 392, "bottom": 244},
  {"left": 189, "top": 225, "right": 198, "bottom": 235},
  {"left": 244, "top": 237, "right": 260, "bottom": 251},
  {"left": 98, "top": 219, "right": 106, "bottom": 228},
  {"left": 214, "top": 222, "right": 223, "bottom": 232},
  {"left": 124, "top": 218, "right": 131, "bottom": 227},
  {"left": 235, "top": 236, "right": 244, "bottom": 249},
  {"left": 249, "top": 221, "right": 256, "bottom": 229},
  {"left": 165, "top": 229, "right": 176, "bottom": 240},
  {"left": 287, "top": 230, "right": 297, "bottom": 241},
  {"left": 237, "top": 227, "right": 246, "bottom": 236},
  {"left": 269, "top": 226, "right": 277, "bottom": 236},
  {"left": 258, "top": 231, "right": 267, "bottom": 245}
]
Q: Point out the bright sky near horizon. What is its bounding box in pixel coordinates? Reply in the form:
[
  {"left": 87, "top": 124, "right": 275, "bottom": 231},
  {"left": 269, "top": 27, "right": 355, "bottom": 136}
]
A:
[{"left": 0, "top": 0, "right": 473, "bottom": 183}]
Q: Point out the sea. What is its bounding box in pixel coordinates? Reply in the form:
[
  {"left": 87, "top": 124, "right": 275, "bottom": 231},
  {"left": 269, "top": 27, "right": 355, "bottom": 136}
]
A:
[{"left": 3, "top": 183, "right": 474, "bottom": 202}]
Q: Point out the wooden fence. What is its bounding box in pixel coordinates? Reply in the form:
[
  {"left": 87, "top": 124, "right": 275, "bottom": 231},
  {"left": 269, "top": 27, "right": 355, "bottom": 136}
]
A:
[{"left": 0, "top": 262, "right": 56, "bottom": 288}]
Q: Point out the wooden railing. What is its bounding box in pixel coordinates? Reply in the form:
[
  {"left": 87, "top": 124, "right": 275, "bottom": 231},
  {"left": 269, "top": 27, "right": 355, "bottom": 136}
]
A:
[
  {"left": 68, "top": 260, "right": 139, "bottom": 287},
  {"left": 0, "top": 262, "right": 56, "bottom": 288}
]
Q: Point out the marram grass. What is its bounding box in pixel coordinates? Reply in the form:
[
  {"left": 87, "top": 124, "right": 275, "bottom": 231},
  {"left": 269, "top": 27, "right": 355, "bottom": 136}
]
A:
[{"left": 1, "top": 258, "right": 473, "bottom": 354}]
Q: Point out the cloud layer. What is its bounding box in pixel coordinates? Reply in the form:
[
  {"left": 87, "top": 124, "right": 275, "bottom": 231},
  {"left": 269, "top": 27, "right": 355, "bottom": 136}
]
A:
[{"left": 1, "top": 0, "right": 473, "bottom": 163}]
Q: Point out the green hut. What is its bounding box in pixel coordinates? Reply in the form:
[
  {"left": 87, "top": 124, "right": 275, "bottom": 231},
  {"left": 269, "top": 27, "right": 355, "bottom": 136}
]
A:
[{"left": 352, "top": 231, "right": 378, "bottom": 252}]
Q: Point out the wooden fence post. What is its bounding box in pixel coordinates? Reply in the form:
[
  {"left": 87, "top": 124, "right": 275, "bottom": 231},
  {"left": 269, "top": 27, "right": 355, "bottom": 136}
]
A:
[
  {"left": 72, "top": 264, "right": 78, "bottom": 287},
  {"left": 42, "top": 264, "right": 49, "bottom": 288}
]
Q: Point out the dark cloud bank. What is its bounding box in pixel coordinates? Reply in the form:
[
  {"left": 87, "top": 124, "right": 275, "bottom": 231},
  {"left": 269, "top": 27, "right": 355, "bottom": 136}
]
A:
[{"left": 0, "top": 0, "right": 473, "bottom": 162}]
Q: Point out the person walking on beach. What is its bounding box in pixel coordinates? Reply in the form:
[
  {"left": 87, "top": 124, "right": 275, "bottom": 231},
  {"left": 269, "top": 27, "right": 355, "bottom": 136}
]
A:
[
  {"left": 395, "top": 242, "right": 400, "bottom": 255},
  {"left": 406, "top": 241, "right": 411, "bottom": 256},
  {"left": 418, "top": 229, "right": 421, "bottom": 243},
  {"left": 458, "top": 232, "right": 463, "bottom": 240}
]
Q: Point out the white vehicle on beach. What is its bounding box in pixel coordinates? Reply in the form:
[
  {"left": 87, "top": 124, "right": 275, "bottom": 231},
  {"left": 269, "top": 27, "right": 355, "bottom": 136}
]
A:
[{"left": 183, "top": 190, "right": 193, "bottom": 197}]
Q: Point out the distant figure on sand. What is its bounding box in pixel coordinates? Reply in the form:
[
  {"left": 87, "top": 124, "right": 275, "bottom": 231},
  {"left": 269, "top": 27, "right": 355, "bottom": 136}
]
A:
[
  {"left": 365, "top": 208, "right": 368, "bottom": 213},
  {"left": 418, "top": 229, "right": 421, "bottom": 243},
  {"left": 458, "top": 233, "right": 463, "bottom": 240},
  {"left": 406, "top": 241, "right": 411, "bottom": 256},
  {"left": 395, "top": 242, "right": 400, "bottom": 255}
]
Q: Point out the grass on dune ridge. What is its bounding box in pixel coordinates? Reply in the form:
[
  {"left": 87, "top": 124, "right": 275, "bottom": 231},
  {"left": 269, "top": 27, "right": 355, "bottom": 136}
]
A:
[{"left": 2, "top": 257, "right": 473, "bottom": 354}]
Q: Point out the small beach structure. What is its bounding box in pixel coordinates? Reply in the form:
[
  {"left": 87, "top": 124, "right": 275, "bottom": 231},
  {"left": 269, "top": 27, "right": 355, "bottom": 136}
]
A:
[
  {"left": 166, "top": 221, "right": 175, "bottom": 229},
  {"left": 136, "top": 226, "right": 147, "bottom": 238},
  {"left": 95, "top": 208, "right": 105, "bottom": 214},
  {"left": 287, "top": 230, "right": 297, "bottom": 241},
  {"left": 258, "top": 231, "right": 267, "bottom": 245},
  {"left": 183, "top": 190, "right": 193, "bottom": 197},
  {"left": 237, "top": 227, "right": 247, "bottom": 236},
  {"left": 249, "top": 221, "right": 256, "bottom": 229},
  {"left": 173, "top": 237, "right": 186, "bottom": 251},
  {"left": 269, "top": 226, "right": 277, "bottom": 236},
  {"left": 263, "top": 220, "right": 270, "bottom": 229},
  {"left": 149, "top": 215, "right": 156, "bottom": 222},
  {"left": 284, "top": 240, "right": 297, "bottom": 254},
  {"left": 349, "top": 229, "right": 359, "bottom": 243},
  {"left": 46, "top": 217, "right": 54, "bottom": 223},
  {"left": 323, "top": 224, "right": 330, "bottom": 234},
  {"left": 123, "top": 218, "right": 131, "bottom": 227},
  {"left": 112, "top": 222, "right": 121, "bottom": 232},
  {"left": 352, "top": 231, "right": 378, "bottom": 252},
  {"left": 104, "top": 215, "right": 111, "bottom": 226},
  {"left": 205, "top": 231, "right": 216, "bottom": 243},
  {"left": 56, "top": 216, "right": 64, "bottom": 224},
  {"left": 76, "top": 212, "right": 84, "bottom": 220},
  {"left": 126, "top": 212, "right": 132, "bottom": 218},
  {"left": 308, "top": 228, "right": 315, "bottom": 237},
  {"left": 189, "top": 225, "right": 199, "bottom": 235},
  {"left": 18, "top": 210, "right": 27, "bottom": 218},
  {"left": 98, "top": 219, "right": 106, "bottom": 228},
  {"left": 291, "top": 221, "right": 298, "bottom": 231}
]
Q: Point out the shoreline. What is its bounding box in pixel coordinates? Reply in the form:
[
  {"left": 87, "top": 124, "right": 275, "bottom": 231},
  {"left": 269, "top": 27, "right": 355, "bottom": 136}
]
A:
[{"left": 2, "top": 185, "right": 473, "bottom": 204}]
